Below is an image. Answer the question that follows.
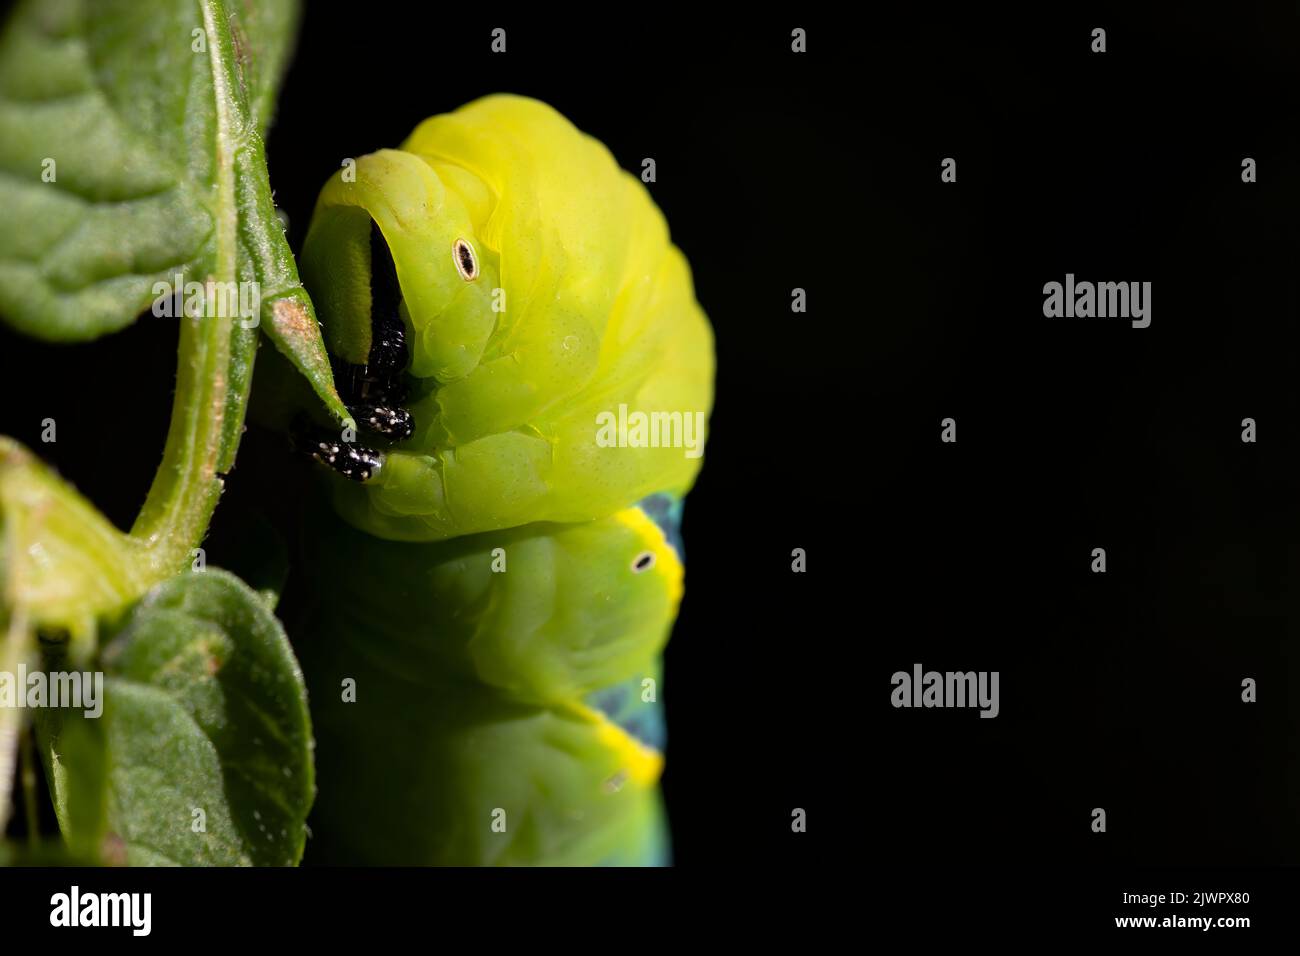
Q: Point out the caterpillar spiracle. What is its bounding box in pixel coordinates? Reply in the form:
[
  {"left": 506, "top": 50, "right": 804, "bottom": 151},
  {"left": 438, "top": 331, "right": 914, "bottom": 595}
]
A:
[{"left": 289, "top": 95, "right": 715, "bottom": 865}]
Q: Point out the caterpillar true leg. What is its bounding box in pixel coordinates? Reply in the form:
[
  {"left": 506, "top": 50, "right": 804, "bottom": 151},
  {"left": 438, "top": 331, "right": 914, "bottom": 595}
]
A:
[{"left": 290, "top": 415, "right": 383, "bottom": 482}]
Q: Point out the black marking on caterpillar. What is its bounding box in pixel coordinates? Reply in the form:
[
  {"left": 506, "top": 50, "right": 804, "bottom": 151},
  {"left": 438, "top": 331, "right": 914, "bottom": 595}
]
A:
[{"left": 453, "top": 238, "right": 479, "bottom": 281}]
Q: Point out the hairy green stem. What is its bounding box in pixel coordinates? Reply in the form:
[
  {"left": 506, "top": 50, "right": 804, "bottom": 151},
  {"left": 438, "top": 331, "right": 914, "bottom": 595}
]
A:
[{"left": 130, "top": 0, "right": 243, "bottom": 579}]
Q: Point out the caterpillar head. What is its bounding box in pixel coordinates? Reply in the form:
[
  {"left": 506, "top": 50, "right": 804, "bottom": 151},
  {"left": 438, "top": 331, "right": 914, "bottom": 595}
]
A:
[
  {"left": 299, "top": 95, "right": 715, "bottom": 542},
  {"left": 300, "top": 148, "right": 501, "bottom": 383}
]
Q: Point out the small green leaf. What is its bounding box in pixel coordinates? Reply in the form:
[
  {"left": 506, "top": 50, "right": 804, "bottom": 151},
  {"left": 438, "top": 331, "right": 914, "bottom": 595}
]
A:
[
  {"left": 37, "top": 706, "right": 110, "bottom": 861},
  {"left": 0, "top": 436, "right": 145, "bottom": 653},
  {"left": 0, "top": 435, "right": 142, "bottom": 835},
  {"left": 221, "top": 0, "right": 301, "bottom": 134},
  {"left": 0, "top": 0, "right": 347, "bottom": 416},
  {"left": 43, "top": 569, "right": 314, "bottom": 866},
  {"left": 102, "top": 569, "right": 315, "bottom": 865}
]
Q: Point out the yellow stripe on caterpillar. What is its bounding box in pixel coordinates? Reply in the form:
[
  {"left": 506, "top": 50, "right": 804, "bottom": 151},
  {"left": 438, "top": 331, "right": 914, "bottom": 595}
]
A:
[{"left": 614, "top": 505, "right": 684, "bottom": 606}]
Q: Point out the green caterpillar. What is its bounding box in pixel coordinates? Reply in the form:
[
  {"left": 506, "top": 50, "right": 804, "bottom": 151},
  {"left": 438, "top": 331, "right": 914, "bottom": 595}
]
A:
[{"left": 290, "top": 95, "right": 714, "bottom": 864}]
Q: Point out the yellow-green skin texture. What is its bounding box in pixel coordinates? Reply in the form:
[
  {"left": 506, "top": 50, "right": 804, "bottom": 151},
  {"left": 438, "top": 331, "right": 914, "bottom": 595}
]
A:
[
  {"left": 301, "top": 94, "right": 714, "bottom": 541},
  {"left": 296, "top": 96, "right": 714, "bottom": 864}
]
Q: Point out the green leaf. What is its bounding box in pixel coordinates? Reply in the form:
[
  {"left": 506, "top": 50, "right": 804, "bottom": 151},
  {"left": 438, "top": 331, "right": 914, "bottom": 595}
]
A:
[
  {"left": 220, "top": 0, "right": 301, "bottom": 134},
  {"left": 42, "top": 569, "right": 315, "bottom": 866},
  {"left": 0, "top": 437, "right": 145, "bottom": 654},
  {"left": 36, "top": 706, "right": 110, "bottom": 860},
  {"left": 0, "top": 0, "right": 347, "bottom": 414},
  {"left": 0, "top": 435, "right": 141, "bottom": 834}
]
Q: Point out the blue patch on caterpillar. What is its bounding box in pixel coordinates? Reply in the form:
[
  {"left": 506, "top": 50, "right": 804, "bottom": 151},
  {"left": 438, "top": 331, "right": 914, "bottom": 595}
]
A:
[
  {"left": 636, "top": 492, "right": 684, "bottom": 558},
  {"left": 585, "top": 668, "right": 666, "bottom": 753},
  {"left": 582, "top": 493, "right": 681, "bottom": 754}
]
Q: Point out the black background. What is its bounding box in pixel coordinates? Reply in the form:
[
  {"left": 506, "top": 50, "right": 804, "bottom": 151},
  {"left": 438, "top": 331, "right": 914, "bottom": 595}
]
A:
[{"left": 2, "top": 3, "right": 1300, "bottom": 891}]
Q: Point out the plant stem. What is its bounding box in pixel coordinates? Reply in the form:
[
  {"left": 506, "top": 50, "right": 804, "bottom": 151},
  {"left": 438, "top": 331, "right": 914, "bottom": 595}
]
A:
[{"left": 130, "top": 0, "right": 245, "bottom": 580}]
